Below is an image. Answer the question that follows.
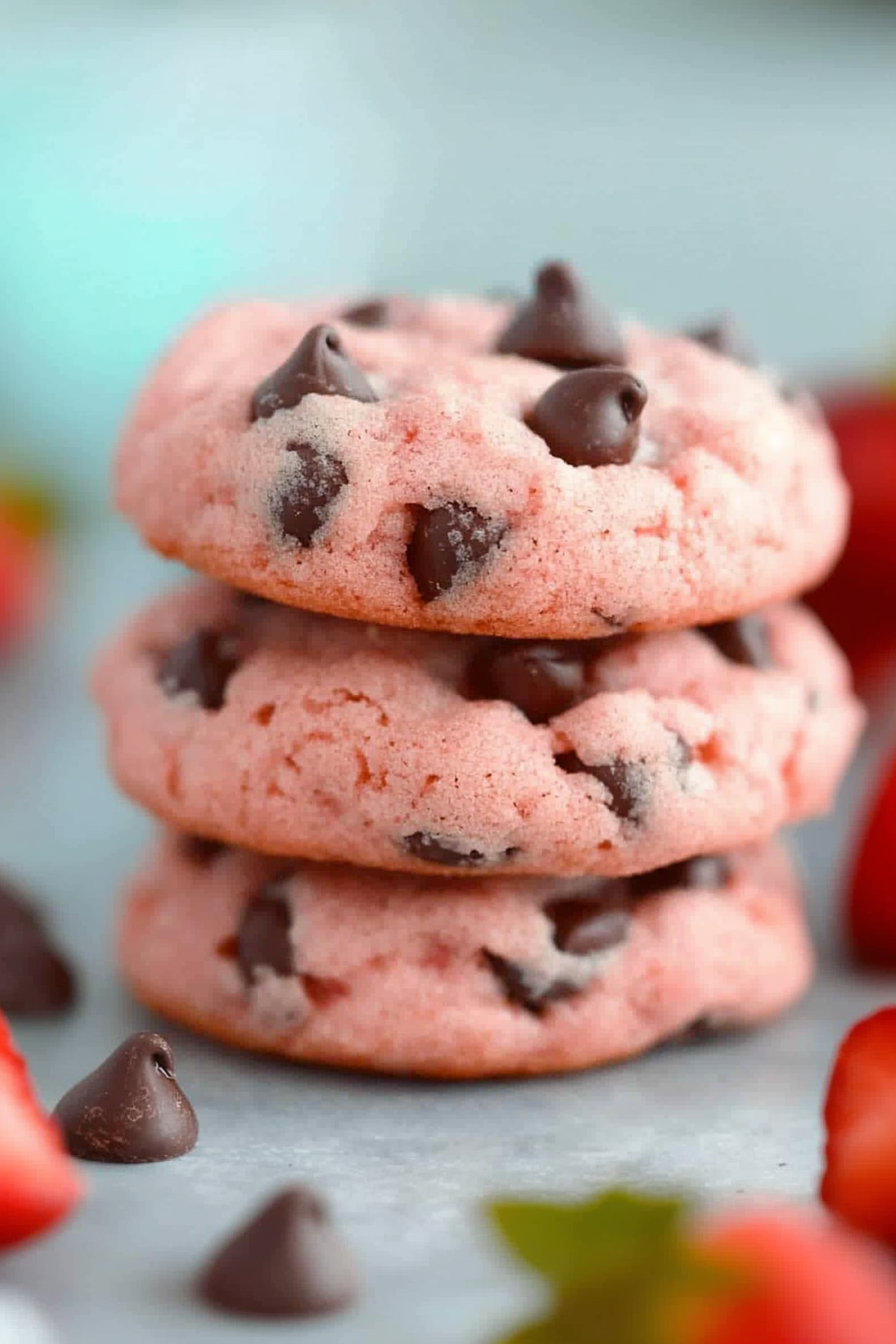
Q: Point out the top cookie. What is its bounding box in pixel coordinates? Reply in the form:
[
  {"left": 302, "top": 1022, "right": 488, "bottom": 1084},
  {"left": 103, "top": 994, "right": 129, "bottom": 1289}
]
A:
[{"left": 116, "top": 263, "right": 848, "bottom": 638}]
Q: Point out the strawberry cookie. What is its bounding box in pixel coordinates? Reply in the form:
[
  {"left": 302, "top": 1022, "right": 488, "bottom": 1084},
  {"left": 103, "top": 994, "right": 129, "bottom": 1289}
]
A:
[
  {"left": 114, "top": 263, "right": 848, "bottom": 639},
  {"left": 94, "top": 581, "right": 862, "bottom": 878},
  {"left": 118, "top": 832, "right": 811, "bottom": 1078}
]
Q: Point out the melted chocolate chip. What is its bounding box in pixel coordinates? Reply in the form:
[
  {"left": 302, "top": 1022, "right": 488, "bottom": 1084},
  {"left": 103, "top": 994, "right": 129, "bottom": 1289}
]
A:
[
  {"left": 554, "top": 753, "right": 650, "bottom": 822},
  {"left": 467, "top": 641, "right": 586, "bottom": 723},
  {"left": 527, "top": 367, "right": 648, "bottom": 467},
  {"left": 494, "top": 261, "right": 625, "bottom": 369},
  {"left": 627, "top": 853, "right": 732, "bottom": 900},
  {"left": 273, "top": 442, "right": 348, "bottom": 547},
  {"left": 158, "top": 630, "right": 240, "bottom": 710},
  {"left": 199, "top": 1185, "right": 360, "bottom": 1319},
  {"left": 401, "top": 832, "right": 516, "bottom": 868},
  {"left": 0, "top": 877, "right": 77, "bottom": 1016},
  {"left": 181, "top": 836, "right": 227, "bottom": 866},
  {"left": 702, "top": 616, "right": 771, "bottom": 669},
  {"left": 340, "top": 298, "right": 389, "bottom": 328},
  {"left": 482, "top": 951, "right": 580, "bottom": 1016},
  {"left": 237, "top": 886, "right": 296, "bottom": 984},
  {"left": 251, "top": 325, "right": 376, "bottom": 421},
  {"left": 686, "top": 314, "right": 756, "bottom": 366},
  {"left": 407, "top": 502, "right": 505, "bottom": 602},
  {"left": 544, "top": 890, "right": 632, "bottom": 956},
  {"left": 53, "top": 1032, "right": 197, "bottom": 1163}
]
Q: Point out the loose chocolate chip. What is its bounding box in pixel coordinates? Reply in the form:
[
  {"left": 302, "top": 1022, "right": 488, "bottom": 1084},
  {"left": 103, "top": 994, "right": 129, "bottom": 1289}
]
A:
[
  {"left": 53, "top": 1032, "right": 197, "bottom": 1164},
  {"left": 544, "top": 890, "right": 632, "bottom": 956},
  {"left": 702, "top": 616, "right": 771, "bottom": 669},
  {"left": 237, "top": 886, "right": 296, "bottom": 984},
  {"left": 407, "top": 502, "right": 505, "bottom": 602},
  {"left": 627, "top": 853, "right": 732, "bottom": 900},
  {"left": 0, "top": 878, "right": 77, "bottom": 1016},
  {"left": 482, "top": 951, "right": 580, "bottom": 1016},
  {"left": 273, "top": 442, "right": 349, "bottom": 547},
  {"left": 686, "top": 314, "right": 756, "bottom": 366},
  {"left": 199, "top": 1185, "right": 360, "bottom": 1319},
  {"left": 158, "top": 629, "right": 240, "bottom": 711},
  {"left": 494, "top": 261, "right": 625, "bottom": 369},
  {"left": 251, "top": 324, "right": 377, "bottom": 421},
  {"left": 181, "top": 836, "right": 227, "bottom": 866},
  {"left": 340, "top": 298, "right": 389, "bottom": 328},
  {"left": 401, "top": 832, "right": 509, "bottom": 868},
  {"left": 467, "top": 641, "right": 586, "bottom": 723},
  {"left": 554, "top": 753, "right": 650, "bottom": 822},
  {"left": 527, "top": 367, "right": 648, "bottom": 468}
]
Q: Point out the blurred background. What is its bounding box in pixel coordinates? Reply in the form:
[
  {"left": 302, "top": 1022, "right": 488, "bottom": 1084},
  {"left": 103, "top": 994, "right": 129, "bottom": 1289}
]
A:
[{"left": 2, "top": 0, "right": 896, "bottom": 501}]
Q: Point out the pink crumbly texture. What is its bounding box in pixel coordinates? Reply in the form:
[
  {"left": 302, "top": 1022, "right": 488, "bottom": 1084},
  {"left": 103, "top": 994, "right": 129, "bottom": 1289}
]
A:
[
  {"left": 93, "top": 581, "right": 863, "bottom": 878},
  {"left": 118, "top": 832, "right": 812, "bottom": 1078},
  {"left": 114, "top": 295, "right": 849, "bottom": 638}
]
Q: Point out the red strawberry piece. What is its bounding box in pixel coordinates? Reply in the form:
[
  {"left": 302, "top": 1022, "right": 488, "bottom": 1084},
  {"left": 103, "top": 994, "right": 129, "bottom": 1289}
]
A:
[
  {"left": 820, "top": 1007, "right": 896, "bottom": 1246},
  {"left": 696, "top": 1208, "right": 896, "bottom": 1343},
  {"left": 0, "top": 1013, "right": 83, "bottom": 1250},
  {"left": 0, "top": 510, "right": 45, "bottom": 656},
  {"left": 847, "top": 755, "right": 896, "bottom": 967},
  {"left": 820, "top": 384, "right": 896, "bottom": 583},
  {"left": 808, "top": 555, "right": 896, "bottom": 693}
]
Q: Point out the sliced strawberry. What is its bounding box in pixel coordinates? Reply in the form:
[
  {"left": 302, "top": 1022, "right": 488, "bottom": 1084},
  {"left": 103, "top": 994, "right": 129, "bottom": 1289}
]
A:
[
  {"left": 0, "top": 1013, "right": 83, "bottom": 1250},
  {"left": 696, "top": 1209, "right": 896, "bottom": 1344},
  {"left": 820, "top": 1007, "right": 896, "bottom": 1246},
  {"left": 847, "top": 755, "right": 896, "bottom": 967}
]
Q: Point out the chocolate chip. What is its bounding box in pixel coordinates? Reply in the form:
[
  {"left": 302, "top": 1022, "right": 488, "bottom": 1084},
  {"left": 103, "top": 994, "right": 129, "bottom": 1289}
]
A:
[
  {"left": 400, "top": 832, "right": 516, "bottom": 868},
  {"left": 627, "top": 853, "right": 732, "bottom": 900},
  {"left": 273, "top": 442, "right": 349, "bottom": 547},
  {"left": 407, "top": 502, "right": 505, "bottom": 602},
  {"left": 494, "top": 261, "right": 625, "bottom": 369},
  {"left": 482, "top": 951, "right": 580, "bottom": 1016},
  {"left": 467, "top": 641, "right": 586, "bottom": 723},
  {"left": 702, "top": 616, "right": 771, "bottom": 669},
  {"left": 340, "top": 298, "right": 388, "bottom": 328},
  {"left": 251, "top": 324, "right": 377, "bottom": 421},
  {"left": 53, "top": 1032, "right": 197, "bottom": 1164},
  {"left": 0, "top": 877, "right": 77, "bottom": 1016},
  {"left": 158, "top": 630, "right": 240, "bottom": 711},
  {"left": 199, "top": 1185, "right": 360, "bottom": 1319},
  {"left": 554, "top": 753, "right": 650, "bottom": 822},
  {"left": 237, "top": 886, "right": 295, "bottom": 984},
  {"left": 686, "top": 314, "right": 756, "bottom": 366},
  {"left": 527, "top": 367, "right": 648, "bottom": 467},
  {"left": 180, "top": 836, "right": 227, "bottom": 866},
  {"left": 544, "top": 890, "right": 632, "bottom": 956}
]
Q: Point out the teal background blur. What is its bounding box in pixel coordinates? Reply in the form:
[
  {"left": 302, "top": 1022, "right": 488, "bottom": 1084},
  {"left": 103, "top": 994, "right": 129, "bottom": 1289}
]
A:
[{"left": 2, "top": 0, "right": 896, "bottom": 500}]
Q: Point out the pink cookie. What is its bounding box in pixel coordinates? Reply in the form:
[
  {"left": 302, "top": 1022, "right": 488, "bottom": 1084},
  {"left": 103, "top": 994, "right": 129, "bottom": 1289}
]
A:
[
  {"left": 118, "top": 832, "right": 812, "bottom": 1078},
  {"left": 115, "top": 266, "right": 848, "bottom": 639},
  {"left": 93, "top": 581, "right": 863, "bottom": 878}
]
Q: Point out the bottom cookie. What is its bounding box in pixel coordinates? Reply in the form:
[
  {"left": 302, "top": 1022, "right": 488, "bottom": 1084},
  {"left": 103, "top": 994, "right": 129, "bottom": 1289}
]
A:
[{"left": 118, "top": 833, "right": 812, "bottom": 1079}]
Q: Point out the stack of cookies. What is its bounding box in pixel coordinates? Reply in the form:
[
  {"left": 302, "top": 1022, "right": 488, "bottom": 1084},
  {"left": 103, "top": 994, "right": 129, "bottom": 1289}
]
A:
[{"left": 96, "top": 263, "right": 863, "bottom": 1078}]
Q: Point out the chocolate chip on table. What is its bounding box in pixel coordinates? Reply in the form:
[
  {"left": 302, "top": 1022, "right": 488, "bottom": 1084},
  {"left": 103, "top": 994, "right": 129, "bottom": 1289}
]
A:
[
  {"left": 158, "top": 629, "right": 240, "bottom": 710},
  {"left": 53, "top": 1032, "right": 197, "bottom": 1164},
  {"left": 237, "top": 886, "right": 296, "bottom": 984},
  {"left": 251, "top": 324, "right": 377, "bottom": 421},
  {"left": 686, "top": 314, "right": 757, "bottom": 366},
  {"left": 527, "top": 367, "right": 648, "bottom": 467},
  {"left": 0, "top": 877, "right": 77, "bottom": 1016},
  {"left": 482, "top": 951, "right": 580, "bottom": 1016},
  {"left": 467, "top": 641, "right": 587, "bottom": 723},
  {"left": 273, "top": 442, "right": 349, "bottom": 548},
  {"left": 494, "top": 260, "right": 625, "bottom": 369},
  {"left": 407, "top": 502, "right": 506, "bottom": 602},
  {"left": 339, "top": 298, "right": 389, "bottom": 328},
  {"left": 199, "top": 1185, "right": 361, "bottom": 1319},
  {"left": 702, "top": 616, "right": 771, "bottom": 669},
  {"left": 554, "top": 753, "right": 650, "bottom": 822},
  {"left": 401, "top": 832, "right": 516, "bottom": 868},
  {"left": 544, "top": 888, "right": 633, "bottom": 956},
  {"left": 627, "top": 853, "right": 732, "bottom": 900}
]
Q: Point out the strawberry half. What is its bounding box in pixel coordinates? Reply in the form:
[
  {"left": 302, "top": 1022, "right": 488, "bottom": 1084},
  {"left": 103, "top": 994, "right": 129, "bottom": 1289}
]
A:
[
  {"left": 847, "top": 754, "right": 896, "bottom": 967},
  {"left": 820, "top": 1007, "right": 896, "bottom": 1247},
  {"left": 0, "top": 1013, "right": 83, "bottom": 1250}
]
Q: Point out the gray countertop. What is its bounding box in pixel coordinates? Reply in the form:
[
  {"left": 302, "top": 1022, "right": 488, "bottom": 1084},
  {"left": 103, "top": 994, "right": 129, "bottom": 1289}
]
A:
[{"left": 1, "top": 526, "right": 894, "bottom": 1343}]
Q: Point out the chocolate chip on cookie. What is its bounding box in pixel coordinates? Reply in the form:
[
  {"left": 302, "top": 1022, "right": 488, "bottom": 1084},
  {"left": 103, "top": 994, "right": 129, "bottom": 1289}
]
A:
[
  {"left": 494, "top": 261, "right": 625, "bottom": 369},
  {"left": 686, "top": 314, "right": 756, "bottom": 367},
  {"left": 528, "top": 367, "right": 647, "bottom": 467},
  {"left": 159, "top": 630, "right": 241, "bottom": 711},
  {"left": 180, "top": 836, "right": 227, "bottom": 866},
  {"left": 237, "top": 885, "right": 296, "bottom": 984},
  {"left": 400, "top": 832, "right": 510, "bottom": 868},
  {"left": 273, "top": 443, "right": 349, "bottom": 547},
  {"left": 554, "top": 753, "right": 650, "bottom": 822},
  {"left": 627, "top": 854, "right": 732, "bottom": 900},
  {"left": 407, "top": 502, "right": 506, "bottom": 601},
  {"left": 339, "top": 298, "right": 389, "bottom": 328},
  {"left": 468, "top": 641, "right": 587, "bottom": 723},
  {"left": 251, "top": 325, "right": 377, "bottom": 420},
  {"left": 702, "top": 616, "right": 771, "bottom": 669},
  {"left": 544, "top": 888, "right": 632, "bottom": 955},
  {"left": 481, "top": 950, "right": 580, "bottom": 1015}
]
